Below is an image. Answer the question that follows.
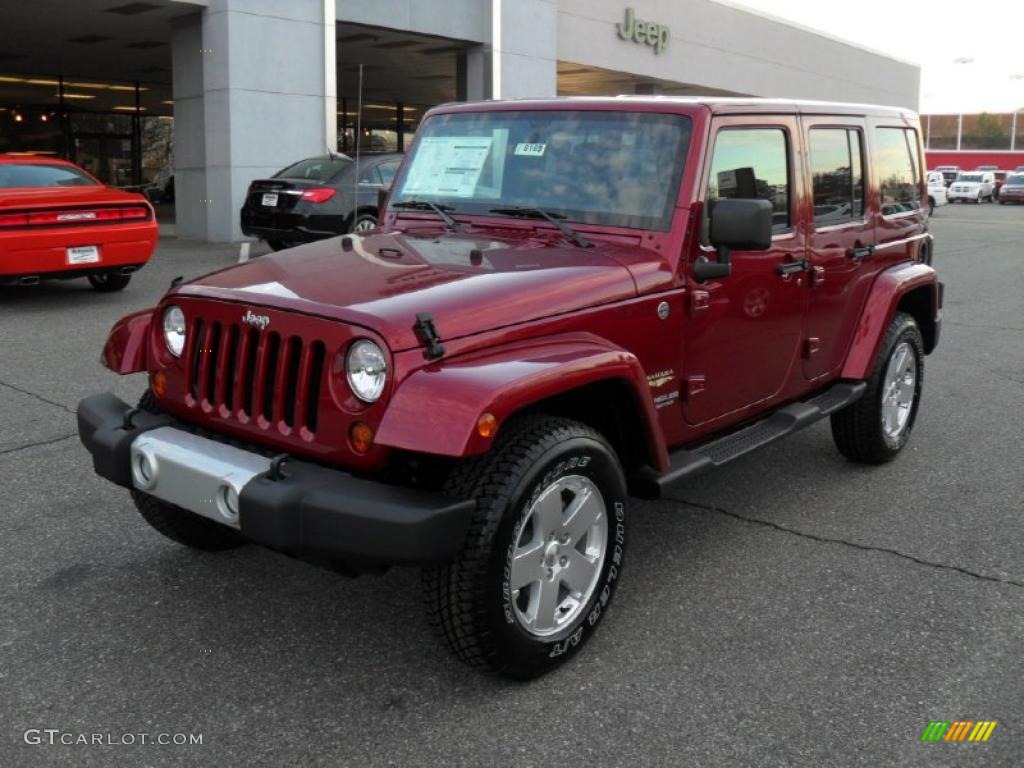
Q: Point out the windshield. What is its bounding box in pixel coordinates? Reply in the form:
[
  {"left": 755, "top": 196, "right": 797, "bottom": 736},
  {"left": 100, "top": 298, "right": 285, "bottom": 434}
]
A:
[
  {"left": 957, "top": 174, "right": 983, "bottom": 182},
  {"left": 391, "top": 110, "right": 692, "bottom": 231},
  {"left": 0, "top": 163, "right": 98, "bottom": 188},
  {"left": 1007, "top": 174, "right": 1024, "bottom": 185},
  {"left": 274, "top": 156, "right": 352, "bottom": 181}
]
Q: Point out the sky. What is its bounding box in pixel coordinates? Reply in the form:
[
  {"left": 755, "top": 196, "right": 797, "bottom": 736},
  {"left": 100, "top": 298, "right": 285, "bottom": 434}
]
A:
[{"left": 721, "top": 0, "right": 1024, "bottom": 114}]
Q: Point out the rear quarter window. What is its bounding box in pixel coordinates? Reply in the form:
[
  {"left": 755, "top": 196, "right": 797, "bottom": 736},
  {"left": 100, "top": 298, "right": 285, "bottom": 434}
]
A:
[{"left": 874, "top": 127, "right": 921, "bottom": 214}]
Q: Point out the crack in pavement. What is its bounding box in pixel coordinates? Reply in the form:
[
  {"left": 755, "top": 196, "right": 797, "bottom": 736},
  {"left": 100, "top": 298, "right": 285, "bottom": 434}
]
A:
[
  {"left": 944, "top": 320, "right": 1024, "bottom": 333},
  {"left": 666, "top": 496, "right": 1024, "bottom": 590},
  {"left": 0, "top": 432, "right": 77, "bottom": 456},
  {"left": 0, "top": 379, "right": 77, "bottom": 415}
]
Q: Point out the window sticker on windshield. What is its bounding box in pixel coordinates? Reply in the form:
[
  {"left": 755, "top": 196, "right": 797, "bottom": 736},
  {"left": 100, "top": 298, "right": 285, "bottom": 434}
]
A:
[
  {"left": 514, "top": 143, "right": 546, "bottom": 157},
  {"left": 401, "top": 137, "right": 493, "bottom": 198}
]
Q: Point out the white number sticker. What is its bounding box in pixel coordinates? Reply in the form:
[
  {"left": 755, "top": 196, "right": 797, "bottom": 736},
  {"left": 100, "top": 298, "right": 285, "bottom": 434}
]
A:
[{"left": 514, "top": 143, "right": 546, "bottom": 157}]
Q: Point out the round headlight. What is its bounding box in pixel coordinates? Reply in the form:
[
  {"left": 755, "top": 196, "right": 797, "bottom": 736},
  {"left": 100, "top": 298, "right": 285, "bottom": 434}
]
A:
[
  {"left": 346, "top": 339, "right": 387, "bottom": 403},
  {"left": 163, "top": 305, "right": 186, "bottom": 357}
]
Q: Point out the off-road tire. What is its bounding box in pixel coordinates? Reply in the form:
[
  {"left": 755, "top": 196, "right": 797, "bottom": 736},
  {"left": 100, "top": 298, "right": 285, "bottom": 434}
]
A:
[
  {"left": 130, "top": 390, "right": 246, "bottom": 551},
  {"left": 88, "top": 272, "right": 132, "bottom": 292},
  {"left": 423, "top": 415, "right": 627, "bottom": 679},
  {"left": 831, "top": 311, "right": 924, "bottom": 463}
]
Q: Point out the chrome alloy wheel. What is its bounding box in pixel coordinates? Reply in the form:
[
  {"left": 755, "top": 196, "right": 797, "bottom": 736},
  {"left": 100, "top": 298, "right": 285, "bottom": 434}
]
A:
[
  {"left": 509, "top": 475, "right": 608, "bottom": 637},
  {"left": 353, "top": 217, "right": 376, "bottom": 232},
  {"left": 881, "top": 341, "right": 917, "bottom": 439}
]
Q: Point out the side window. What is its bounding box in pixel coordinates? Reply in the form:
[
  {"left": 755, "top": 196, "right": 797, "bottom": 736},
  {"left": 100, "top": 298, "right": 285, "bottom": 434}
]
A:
[
  {"left": 377, "top": 161, "right": 399, "bottom": 186},
  {"left": 357, "top": 164, "right": 381, "bottom": 184},
  {"left": 707, "top": 128, "right": 790, "bottom": 233},
  {"left": 808, "top": 127, "right": 865, "bottom": 226},
  {"left": 875, "top": 127, "right": 921, "bottom": 213}
]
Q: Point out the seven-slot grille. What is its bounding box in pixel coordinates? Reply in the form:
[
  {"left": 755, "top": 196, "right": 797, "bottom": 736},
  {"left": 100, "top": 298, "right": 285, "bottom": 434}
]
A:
[{"left": 186, "top": 318, "right": 326, "bottom": 435}]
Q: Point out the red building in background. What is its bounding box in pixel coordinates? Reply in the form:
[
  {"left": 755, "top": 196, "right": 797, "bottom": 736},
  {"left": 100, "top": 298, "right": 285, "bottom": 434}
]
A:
[{"left": 923, "top": 111, "right": 1024, "bottom": 170}]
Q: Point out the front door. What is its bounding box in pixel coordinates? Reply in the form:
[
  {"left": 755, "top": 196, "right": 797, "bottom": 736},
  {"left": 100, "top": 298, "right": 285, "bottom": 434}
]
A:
[
  {"left": 801, "top": 118, "right": 875, "bottom": 380},
  {"left": 683, "top": 117, "right": 808, "bottom": 426}
]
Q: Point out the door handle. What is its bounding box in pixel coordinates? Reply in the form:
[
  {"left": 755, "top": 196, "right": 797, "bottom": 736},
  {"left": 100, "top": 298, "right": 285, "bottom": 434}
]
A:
[
  {"left": 777, "top": 258, "right": 809, "bottom": 277},
  {"left": 846, "top": 244, "right": 875, "bottom": 260}
]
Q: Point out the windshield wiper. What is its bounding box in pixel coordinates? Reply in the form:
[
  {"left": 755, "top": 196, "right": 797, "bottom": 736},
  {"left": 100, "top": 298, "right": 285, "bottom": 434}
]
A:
[
  {"left": 392, "top": 200, "right": 465, "bottom": 232},
  {"left": 488, "top": 207, "right": 593, "bottom": 248}
]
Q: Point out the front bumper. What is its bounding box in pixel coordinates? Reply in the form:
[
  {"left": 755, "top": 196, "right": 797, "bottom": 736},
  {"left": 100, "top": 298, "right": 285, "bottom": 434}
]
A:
[
  {"left": 947, "top": 190, "right": 982, "bottom": 201},
  {"left": 77, "top": 393, "right": 475, "bottom": 566}
]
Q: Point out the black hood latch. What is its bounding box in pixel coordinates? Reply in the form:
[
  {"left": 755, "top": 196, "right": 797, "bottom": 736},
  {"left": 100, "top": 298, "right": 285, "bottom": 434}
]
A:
[{"left": 413, "top": 313, "right": 445, "bottom": 360}]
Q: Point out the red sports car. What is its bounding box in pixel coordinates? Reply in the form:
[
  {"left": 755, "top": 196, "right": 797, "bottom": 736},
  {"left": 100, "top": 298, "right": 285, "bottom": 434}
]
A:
[{"left": 0, "top": 155, "right": 158, "bottom": 291}]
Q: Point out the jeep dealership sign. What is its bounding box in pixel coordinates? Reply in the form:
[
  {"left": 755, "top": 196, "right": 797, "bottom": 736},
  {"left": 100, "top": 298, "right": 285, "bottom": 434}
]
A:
[{"left": 616, "top": 7, "right": 669, "bottom": 54}]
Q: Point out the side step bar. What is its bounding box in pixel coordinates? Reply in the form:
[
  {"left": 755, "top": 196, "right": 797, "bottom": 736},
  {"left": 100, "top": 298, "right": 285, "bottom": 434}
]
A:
[{"left": 631, "top": 381, "right": 866, "bottom": 500}]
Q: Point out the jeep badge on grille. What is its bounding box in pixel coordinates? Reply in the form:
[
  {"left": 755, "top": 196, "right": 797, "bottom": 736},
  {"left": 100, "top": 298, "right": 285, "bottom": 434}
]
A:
[{"left": 241, "top": 310, "right": 270, "bottom": 330}]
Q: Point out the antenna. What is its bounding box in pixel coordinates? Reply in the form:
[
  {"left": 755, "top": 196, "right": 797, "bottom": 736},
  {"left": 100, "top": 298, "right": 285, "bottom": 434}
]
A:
[{"left": 354, "top": 63, "right": 363, "bottom": 206}]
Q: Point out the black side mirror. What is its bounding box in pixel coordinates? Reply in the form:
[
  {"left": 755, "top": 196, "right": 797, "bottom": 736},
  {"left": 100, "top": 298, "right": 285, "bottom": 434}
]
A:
[{"left": 693, "top": 198, "right": 774, "bottom": 282}]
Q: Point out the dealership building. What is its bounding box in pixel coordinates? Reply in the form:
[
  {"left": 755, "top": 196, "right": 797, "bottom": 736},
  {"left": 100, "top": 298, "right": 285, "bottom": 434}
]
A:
[{"left": 0, "top": 0, "right": 920, "bottom": 241}]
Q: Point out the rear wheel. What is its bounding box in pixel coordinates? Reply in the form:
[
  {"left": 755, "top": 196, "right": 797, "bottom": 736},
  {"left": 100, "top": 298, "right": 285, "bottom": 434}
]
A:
[
  {"left": 831, "top": 311, "right": 924, "bottom": 463},
  {"left": 350, "top": 213, "right": 377, "bottom": 233},
  {"left": 130, "top": 391, "right": 246, "bottom": 551},
  {"left": 928, "top": 197, "right": 935, "bottom": 216},
  {"left": 423, "top": 415, "right": 627, "bottom": 679},
  {"left": 88, "top": 272, "right": 132, "bottom": 292}
]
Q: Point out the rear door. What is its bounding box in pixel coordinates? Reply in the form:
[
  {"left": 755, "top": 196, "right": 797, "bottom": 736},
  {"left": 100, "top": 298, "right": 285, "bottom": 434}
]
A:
[
  {"left": 683, "top": 116, "right": 808, "bottom": 425},
  {"left": 801, "top": 117, "right": 874, "bottom": 380}
]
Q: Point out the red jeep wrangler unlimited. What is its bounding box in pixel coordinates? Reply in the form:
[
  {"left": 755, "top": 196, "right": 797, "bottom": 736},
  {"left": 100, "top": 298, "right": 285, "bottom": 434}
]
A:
[{"left": 78, "top": 98, "right": 941, "bottom": 679}]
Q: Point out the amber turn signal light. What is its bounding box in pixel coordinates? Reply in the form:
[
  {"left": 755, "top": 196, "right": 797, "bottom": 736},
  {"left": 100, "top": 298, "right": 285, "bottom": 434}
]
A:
[
  {"left": 151, "top": 371, "right": 167, "bottom": 398},
  {"left": 477, "top": 412, "right": 497, "bottom": 438},
  {"left": 349, "top": 421, "right": 374, "bottom": 454}
]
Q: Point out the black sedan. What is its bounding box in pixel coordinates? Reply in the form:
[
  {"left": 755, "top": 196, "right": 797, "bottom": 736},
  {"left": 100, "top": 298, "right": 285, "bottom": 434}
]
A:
[{"left": 240, "top": 153, "right": 401, "bottom": 251}]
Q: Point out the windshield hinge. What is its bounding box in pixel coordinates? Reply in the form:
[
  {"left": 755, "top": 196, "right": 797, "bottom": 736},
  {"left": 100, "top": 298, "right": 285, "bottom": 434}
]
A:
[{"left": 413, "top": 312, "right": 445, "bottom": 360}]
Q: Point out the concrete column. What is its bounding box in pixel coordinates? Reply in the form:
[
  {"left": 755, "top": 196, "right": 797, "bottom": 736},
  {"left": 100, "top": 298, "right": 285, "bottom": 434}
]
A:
[
  {"left": 171, "top": 14, "right": 207, "bottom": 240},
  {"left": 464, "top": 45, "right": 489, "bottom": 101},
  {"left": 462, "top": 0, "right": 557, "bottom": 101},
  {"left": 172, "top": 0, "right": 335, "bottom": 242}
]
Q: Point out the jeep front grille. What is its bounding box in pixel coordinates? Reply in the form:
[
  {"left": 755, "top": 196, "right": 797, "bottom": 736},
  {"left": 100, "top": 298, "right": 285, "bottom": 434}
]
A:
[{"left": 187, "top": 318, "right": 326, "bottom": 434}]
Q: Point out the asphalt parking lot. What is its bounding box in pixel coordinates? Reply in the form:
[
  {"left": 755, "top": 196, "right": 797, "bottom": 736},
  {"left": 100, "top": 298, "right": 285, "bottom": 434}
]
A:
[{"left": 1, "top": 203, "right": 1021, "bottom": 767}]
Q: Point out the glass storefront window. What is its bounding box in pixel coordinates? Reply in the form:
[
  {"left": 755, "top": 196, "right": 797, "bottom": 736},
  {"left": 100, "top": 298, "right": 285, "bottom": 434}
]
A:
[
  {"left": 336, "top": 101, "right": 425, "bottom": 154},
  {"left": 961, "top": 113, "right": 1012, "bottom": 150},
  {"left": 926, "top": 115, "right": 958, "bottom": 150},
  {"left": 0, "top": 72, "right": 172, "bottom": 189}
]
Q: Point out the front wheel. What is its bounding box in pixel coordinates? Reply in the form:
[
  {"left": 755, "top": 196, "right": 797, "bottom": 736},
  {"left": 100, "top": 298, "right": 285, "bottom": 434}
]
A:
[
  {"left": 831, "top": 311, "right": 924, "bottom": 463},
  {"left": 88, "top": 272, "right": 132, "bottom": 292},
  {"left": 423, "top": 415, "right": 627, "bottom": 679}
]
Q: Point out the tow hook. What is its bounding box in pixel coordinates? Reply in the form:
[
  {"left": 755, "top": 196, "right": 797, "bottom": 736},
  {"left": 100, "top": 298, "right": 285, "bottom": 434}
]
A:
[
  {"left": 267, "top": 453, "right": 290, "bottom": 481},
  {"left": 122, "top": 407, "right": 141, "bottom": 430}
]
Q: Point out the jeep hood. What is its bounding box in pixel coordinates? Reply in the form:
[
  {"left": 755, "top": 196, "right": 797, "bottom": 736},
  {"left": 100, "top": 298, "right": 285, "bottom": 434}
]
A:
[{"left": 177, "top": 229, "right": 660, "bottom": 351}]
